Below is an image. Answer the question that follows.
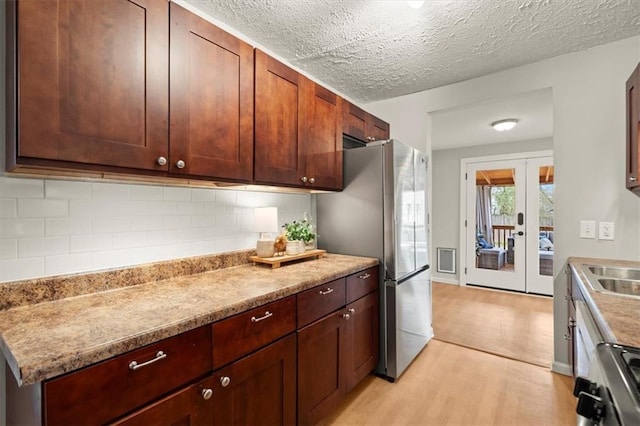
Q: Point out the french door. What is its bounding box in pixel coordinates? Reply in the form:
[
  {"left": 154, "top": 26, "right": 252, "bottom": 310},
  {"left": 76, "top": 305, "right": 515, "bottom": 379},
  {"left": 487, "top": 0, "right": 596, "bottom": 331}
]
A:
[{"left": 464, "top": 156, "right": 554, "bottom": 295}]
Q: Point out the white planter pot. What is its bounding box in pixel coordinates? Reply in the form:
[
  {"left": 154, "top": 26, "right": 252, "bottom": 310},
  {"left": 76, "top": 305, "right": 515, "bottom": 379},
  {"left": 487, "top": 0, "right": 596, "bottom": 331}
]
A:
[{"left": 285, "top": 240, "right": 304, "bottom": 255}]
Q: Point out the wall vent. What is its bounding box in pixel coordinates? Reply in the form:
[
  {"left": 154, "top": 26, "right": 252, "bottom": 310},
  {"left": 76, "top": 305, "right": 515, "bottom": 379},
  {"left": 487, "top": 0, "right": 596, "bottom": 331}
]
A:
[{"left": 437, "top": 248, "right": 456, "bottom": 274}]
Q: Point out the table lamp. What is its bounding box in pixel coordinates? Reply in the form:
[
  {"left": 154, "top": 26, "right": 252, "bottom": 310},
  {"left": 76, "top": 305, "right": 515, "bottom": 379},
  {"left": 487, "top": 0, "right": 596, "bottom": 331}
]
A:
[{"left": 254, "top": 207, "right": 278, "bottom": 257}]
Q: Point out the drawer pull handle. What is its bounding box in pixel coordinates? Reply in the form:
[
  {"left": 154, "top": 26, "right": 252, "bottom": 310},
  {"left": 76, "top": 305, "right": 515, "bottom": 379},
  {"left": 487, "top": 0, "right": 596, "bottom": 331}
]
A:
[
  {"left": 348, "top": 308, "right": 355, "bottom": 314},
  {"left": 201, "top": 388, "right": 213, "bottom": 400},
  {"left": 319, "top": 288, "right": 334, "bottom": 295},
  {"left": 251, "top": 311, "right": 273, "bottom": 323},
  {"left": 128, "top": 351, "right": 167, "bottom": 370},
  {"left": 220, "top": 376, "right": 231, "bottom": 387},
  {"left": 358, "top": 273, "right": 371, "bottom": 280}
]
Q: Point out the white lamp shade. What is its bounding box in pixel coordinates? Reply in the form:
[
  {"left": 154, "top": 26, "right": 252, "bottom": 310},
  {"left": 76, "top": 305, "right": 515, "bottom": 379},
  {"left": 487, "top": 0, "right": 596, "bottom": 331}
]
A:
[{"left": 254, "top": 207, "right": 278, "bottom": 233}]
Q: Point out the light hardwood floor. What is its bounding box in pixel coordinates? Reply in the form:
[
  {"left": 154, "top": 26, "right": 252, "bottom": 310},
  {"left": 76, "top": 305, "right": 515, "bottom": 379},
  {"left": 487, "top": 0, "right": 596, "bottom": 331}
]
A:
[
  {"left": 432, "top": 282, "right": 554, "bottom": 367},
  {"left": 323, "top": 282, "right": 575, "bottom": 425}
]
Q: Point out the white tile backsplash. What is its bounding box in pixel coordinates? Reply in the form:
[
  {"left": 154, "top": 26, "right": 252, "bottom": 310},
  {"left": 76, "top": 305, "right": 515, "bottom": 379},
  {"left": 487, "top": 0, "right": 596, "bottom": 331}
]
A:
[
  {"left": 0, "top": 200, "right": 16, "bottom": 218},
  {"left": 45, "top": 180, "right": 92, "bottom": 200},
  {"left": 0, "top": 239, "right": 17, "bottom": 260},
  {"left": 0, "top": 177, "right": 44, "bottom": 199},
  {"left": 46, "top": 217, "right": 92, "bottom": 237},
  {"left": 18, "top": 199, "right": 69, "bottom": 218},
  {"left": 0, "top": 257, "right": 45, "bottom": 282},
  {"left": 19, "top": 237, "right": 69, "bottom": 258},
  {"left": 1, "top": 218, "right": 45, "bottom": 238},
  {"left": 0, "top": 176, "right": 312, "bottom": 283}
]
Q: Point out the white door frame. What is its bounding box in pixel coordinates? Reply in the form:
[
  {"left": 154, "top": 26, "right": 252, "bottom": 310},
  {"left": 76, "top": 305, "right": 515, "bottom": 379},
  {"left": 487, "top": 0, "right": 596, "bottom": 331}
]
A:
[{"left": 459, "top": 150, "right": 553, "bottom": 289}]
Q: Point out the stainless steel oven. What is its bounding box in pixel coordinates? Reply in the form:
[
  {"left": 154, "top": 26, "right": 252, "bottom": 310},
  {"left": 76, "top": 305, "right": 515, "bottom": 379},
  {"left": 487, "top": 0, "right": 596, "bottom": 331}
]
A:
[{"left": 574, "top": 343, "right": 640, "bottom": 425}]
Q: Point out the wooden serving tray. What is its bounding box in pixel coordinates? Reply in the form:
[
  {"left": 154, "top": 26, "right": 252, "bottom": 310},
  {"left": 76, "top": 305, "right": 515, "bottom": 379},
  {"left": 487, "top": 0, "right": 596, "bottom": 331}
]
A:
[{"left": 250, "top": 249, "right": 327, "bottom": 269}]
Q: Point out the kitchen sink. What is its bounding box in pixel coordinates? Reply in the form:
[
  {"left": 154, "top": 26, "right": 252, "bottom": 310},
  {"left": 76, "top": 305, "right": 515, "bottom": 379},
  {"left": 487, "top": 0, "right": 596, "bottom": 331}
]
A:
[
  {"left": 597, "top": 279, "right": 640, "bottom": 296},
  {"left": 588, "top": 266, "right": 640, "bottom": 280},
  {"left": 582, "top": 265, "right": 640, "bottom": 298}
]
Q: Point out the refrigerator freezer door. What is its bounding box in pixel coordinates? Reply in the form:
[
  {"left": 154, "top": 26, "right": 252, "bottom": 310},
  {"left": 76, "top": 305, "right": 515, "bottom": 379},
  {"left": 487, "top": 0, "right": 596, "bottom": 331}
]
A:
[{"left": 384, "top": 267, "right": 433, "bottom": 380}]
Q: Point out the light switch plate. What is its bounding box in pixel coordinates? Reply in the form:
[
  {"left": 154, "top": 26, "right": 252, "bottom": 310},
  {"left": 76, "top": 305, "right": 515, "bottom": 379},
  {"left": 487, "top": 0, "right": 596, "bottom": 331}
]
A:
[
  {"left": 580, "top": 220, "right": 596, "bottom": 239},
  {"left": 599, "top": 222, "right": 615, "bottom": 240}
]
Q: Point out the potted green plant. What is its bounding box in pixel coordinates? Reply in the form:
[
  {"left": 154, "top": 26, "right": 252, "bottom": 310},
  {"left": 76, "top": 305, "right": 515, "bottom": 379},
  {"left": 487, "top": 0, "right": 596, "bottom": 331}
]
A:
[{"left": 282, "top": 217, "right": 316, "bottom": 254}]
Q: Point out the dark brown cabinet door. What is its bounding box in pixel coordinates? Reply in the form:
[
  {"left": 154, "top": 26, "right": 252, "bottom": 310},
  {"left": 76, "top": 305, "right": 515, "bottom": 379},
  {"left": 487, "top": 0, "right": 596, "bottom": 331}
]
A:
[
  {"left": 626, "top": 63, "right": 640, "bottom": 192},
  {"left": 112, "top": 376, "right": 215, "bottom": 426},
  {"left": 305, "top": 83, "right": 343, "bottom": 190},
  {"left": 366, "top": 114, "right": 390, "bottom": 142},
  {"left": 345, "top": 291, "right": 379, "bottom": 393},
  {"left": 297, "top": 310, "right": 348, "bottom": 425},
  {"left": 169, "top": 3, "right": 254, "bottom": 181},
  {"left": 15, "top": 0, "right": 169, "bottom": 171},
  {"left": 255, "top": 49, "right": 306, "bottom": 186},
  {"left": 213, "top": 334, "right": 297, "bottom": 426},
  {"left": 343, "top": 101, "right": 367, "bottom": 142},
  {"left": 342, "top": 100, "right": 390, "bottom": 143}
]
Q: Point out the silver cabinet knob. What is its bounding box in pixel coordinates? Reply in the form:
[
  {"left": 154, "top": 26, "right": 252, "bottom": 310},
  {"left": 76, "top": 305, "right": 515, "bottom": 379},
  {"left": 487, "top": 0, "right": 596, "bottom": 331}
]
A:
[
  {"left": 301, "top": 176, "right": 308, "bottom": 183},
  {"left": 342, "top": 313, "right": 350, "bottom": 320},
  {"left": 630, "top": 176, "right": 637, "bottom": 182},
  {"left": 156, "top": 156, "right": 167, "bottom": 166},
  {"left": 220, "top": 376, "right": 231, "bottom": 387},
  {"left": 348, "top": 308, "right": 355, "bottom": 314},
  {"left": 176, "top": 160, "right": 186, "bottom": 169},
  {"left": 201, "top": 388, "right": 213, "bottom": 400},
  {"left": 309, "top": 177, "right": 315, "bottom": 184}
]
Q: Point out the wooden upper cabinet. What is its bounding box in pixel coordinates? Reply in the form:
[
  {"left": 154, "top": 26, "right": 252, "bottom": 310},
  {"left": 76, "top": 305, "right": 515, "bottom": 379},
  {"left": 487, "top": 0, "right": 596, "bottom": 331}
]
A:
[
  {"left": 305, "top": 83, "right": 343, "bottom": 190},
  {"left": 14, "top": 0, "right": 169, "bottom": 171},
  {"left": 626, "top": 63, "right": 640, "bottom": 192},
  {"left": 343, "top": 100, "right": 390, "bottom": 143},
  {"left": 343, "top": 101, "right": 367, "bottom": 142},
  {"left": 254, "top": 49, "right": 306, "bottom": 187},
  {"left": 169, "top": 3, "right": 254, "bottom": 182},
  {"left": 366, "top": 114, "right": 390, "bottom": 142}
]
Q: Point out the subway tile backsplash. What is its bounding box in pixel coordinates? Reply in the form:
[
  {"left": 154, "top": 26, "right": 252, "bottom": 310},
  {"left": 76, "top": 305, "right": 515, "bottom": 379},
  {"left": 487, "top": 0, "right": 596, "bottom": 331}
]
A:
[{"left": 0, "top": 176, "right": 313, "bottom": 283}]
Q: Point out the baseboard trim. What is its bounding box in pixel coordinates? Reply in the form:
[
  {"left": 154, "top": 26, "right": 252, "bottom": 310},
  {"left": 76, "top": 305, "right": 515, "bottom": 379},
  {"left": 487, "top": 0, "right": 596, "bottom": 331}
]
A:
[
  {"left": 432, "top": 276, "right": 459, "bottom": 285},
  {"left": 551, "top": 360, "right": 572, "bottom": 377}
]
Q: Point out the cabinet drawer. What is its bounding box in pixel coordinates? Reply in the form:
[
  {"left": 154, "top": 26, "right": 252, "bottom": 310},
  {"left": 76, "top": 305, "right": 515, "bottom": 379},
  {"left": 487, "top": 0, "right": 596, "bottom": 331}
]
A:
[
  {"left": 44, "top": 326, "right": 212, "bottom": 425},
  {"left": 346, "top": 266, "right": 379, "bottom": 304},
  {"left": 297, "top": 278, "right": 346, "bottom": 328},
  {"left": 212, "top": 296, "right": 296, "bottom": 369}
]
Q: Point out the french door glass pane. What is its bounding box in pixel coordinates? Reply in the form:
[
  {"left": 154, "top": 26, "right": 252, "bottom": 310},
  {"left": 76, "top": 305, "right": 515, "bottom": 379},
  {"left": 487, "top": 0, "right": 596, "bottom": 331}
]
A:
[
  {"left": 474, "top": 168, "right": 515, "bottom": 273},
  {"left": 538, "top": 165, "right": 554, "bottom": 276}
]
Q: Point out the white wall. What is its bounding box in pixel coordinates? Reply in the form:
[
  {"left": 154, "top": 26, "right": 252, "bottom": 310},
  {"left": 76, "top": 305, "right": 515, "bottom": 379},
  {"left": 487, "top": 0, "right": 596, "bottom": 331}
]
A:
[
  {"left": 431, "top": 138, "right": 553, "bottom": 283},
  {"left": 365, "top": 35, "right": 640, "bottom": 373}
]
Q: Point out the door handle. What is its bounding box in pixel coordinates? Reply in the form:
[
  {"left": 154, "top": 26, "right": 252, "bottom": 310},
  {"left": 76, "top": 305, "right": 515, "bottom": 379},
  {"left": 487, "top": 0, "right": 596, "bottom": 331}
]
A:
[{"left": 516, "top": 231, "right": 524, "bottom": 236}]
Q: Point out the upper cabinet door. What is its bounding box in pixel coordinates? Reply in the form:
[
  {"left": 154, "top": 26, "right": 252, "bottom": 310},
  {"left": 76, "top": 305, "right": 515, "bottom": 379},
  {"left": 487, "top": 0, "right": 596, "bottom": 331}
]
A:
[
  {"left": 16, "top": 0, "right": 169, "bottom": 171},
  {"left": 342, "top": 100, "right": 390, "bottom": 143},
  {"left": 343, "top": 101, "right": 367, "bottom": 142},
  {"left": 366, "top": 114, "right": 390, "bottom": 142},
  {"left": 305, "top": 83, "right": 343, "bottom": 190},
  {"left": 254, "top": 50, "right": 306, "bottom": 187},
  {"left": 169, "top": 4, "right": 254, "bottom": 182}
]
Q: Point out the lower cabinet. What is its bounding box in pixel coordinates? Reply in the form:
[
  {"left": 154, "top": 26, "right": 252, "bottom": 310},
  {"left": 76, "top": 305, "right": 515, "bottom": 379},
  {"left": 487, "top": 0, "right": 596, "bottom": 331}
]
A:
[
  {"left": 297, "top": 310, "right": 349, "bottom": 425},
  {"left": 112, "top": 376, "right": 216, "bottom": 426},
  {"left": 8, "top": 267, "right": 379, "bottom": 426},
  {"left": 212, "top": 334, "right": 297, "bottom": 425},
  {"left": 297, "top": 266, "right": 380, "bottom": 425},
  {"left": 345, "top": 291, "right": 379, "bottom": 393}
]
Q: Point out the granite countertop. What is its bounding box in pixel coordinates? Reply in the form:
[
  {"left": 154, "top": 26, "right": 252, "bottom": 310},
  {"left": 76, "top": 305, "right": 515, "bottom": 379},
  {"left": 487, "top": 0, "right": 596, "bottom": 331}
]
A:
[
  {"left": 0, "top": 252, "right": 378, "bottom": 386},
  {"left": 568, "top": 257, "right": 640, "bottom": 347}
]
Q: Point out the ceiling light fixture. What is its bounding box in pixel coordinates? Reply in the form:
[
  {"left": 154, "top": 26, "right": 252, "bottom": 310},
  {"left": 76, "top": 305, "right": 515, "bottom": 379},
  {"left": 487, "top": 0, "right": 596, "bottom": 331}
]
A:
[
  {"left": 491, "top": 118, "right": 519, "bottom": 132},
  {"left": 407, "top": 1, "right": 425, "bottom": 8}
]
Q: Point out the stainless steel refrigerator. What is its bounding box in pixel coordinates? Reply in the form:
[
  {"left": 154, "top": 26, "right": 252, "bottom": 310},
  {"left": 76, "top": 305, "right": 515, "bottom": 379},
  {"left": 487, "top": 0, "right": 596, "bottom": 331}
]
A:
[{"left": 316, "top": 139, "right": 432, "bottom": 382}]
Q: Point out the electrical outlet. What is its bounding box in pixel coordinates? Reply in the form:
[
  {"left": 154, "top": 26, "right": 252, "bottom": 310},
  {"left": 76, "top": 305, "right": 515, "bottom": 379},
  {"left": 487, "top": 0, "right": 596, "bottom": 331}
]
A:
[
  {"left": 580, "top": 220, "right": 596, "bottom": 239},
  {"left": 599, "top": 222, "right": 615, "bottom": 240}
]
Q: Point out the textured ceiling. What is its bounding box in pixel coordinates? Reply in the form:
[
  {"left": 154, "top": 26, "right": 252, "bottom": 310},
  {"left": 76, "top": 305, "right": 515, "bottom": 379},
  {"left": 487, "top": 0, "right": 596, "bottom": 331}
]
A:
[{"left": 184, "top": 0, "right": 640, "bottom": 103}]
